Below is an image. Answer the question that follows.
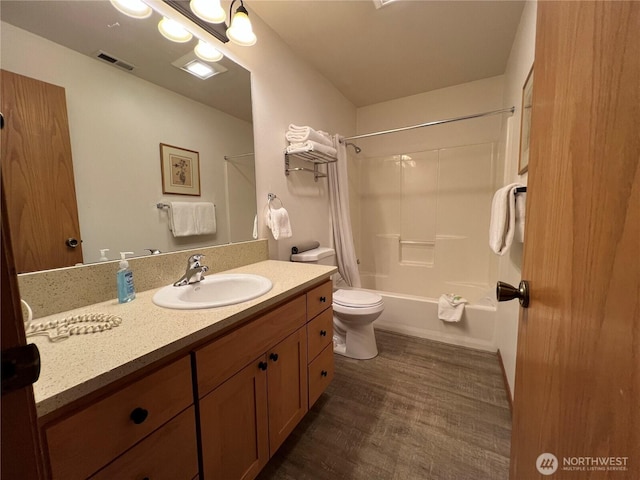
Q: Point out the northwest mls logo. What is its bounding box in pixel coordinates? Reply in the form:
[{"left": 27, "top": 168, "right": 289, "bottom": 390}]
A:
[{"left": 536, "top": 453, "right": 559, "bottom": 475}]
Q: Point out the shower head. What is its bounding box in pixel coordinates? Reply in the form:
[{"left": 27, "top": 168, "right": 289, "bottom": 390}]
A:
[{"left": 346, "top": 142, "right": 361, "bottom": 154}]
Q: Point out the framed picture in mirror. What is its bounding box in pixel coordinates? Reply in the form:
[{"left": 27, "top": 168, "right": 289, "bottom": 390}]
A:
[
  {"left": 518, "top": 65, "right": 534, "bottom": 175},
  {"left": 160, "top": 143, "right": 201, "bottom": 196}
]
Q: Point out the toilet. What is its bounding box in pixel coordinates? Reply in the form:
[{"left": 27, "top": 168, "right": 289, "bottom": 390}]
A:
[{"left": 290, "top": 247, "right": 384, "bottom": 359}]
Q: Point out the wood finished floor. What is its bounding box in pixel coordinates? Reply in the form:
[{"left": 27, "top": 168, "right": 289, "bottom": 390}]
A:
[{"left": 258, "top": 329, "right": 512, "bottom": 480}]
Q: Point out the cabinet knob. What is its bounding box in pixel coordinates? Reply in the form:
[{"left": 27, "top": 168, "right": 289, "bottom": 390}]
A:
[
  {"left": 269, "top": 353, "right": 279, "bottom": 362},
  {"left": 320, "top": 330, "right": 327, "bottom": 337},
  {"left": 258, "top": 361, "right": 268, "bottom": 371},
  {"left": 319, "top": 296, "right": 327, "bottom": 303},
  {"left": 321, "top": 370, "right": 328, "bottom": 377},
  {"left": 130, "top": 407, "right": 149, "bottom": 425}
]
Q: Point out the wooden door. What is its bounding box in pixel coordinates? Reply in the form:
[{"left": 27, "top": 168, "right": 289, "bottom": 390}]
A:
[
  {"left": 510, "top": 2, "right": 639, "bottom": 479},
  {"left": 266, "top": 327, "right": 308, "bottom": 454},
  {"left": 1, "top": 180, "right": 46, "bottom": 478},
  {"left": 1, "top": 69, "right": 83, "bottom": 273},
  {"left": 199, "top": 356, "right": 269, "bottom": 480}
]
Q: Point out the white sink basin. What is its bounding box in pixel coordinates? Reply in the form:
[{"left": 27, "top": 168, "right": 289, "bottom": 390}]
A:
[{"left": 152, "top": 274, "right": 273, "bottom": 310}]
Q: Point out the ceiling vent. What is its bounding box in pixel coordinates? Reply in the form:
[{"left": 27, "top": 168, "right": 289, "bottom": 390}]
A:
[{"left": 94, "top": 50, "right": 135, "bottom": 71}]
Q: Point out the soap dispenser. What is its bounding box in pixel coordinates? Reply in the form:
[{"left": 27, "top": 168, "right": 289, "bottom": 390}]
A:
[
  {"left": 99, "top": 249, "right": 110, "bottom": 262},
  {"left": 117, "top": 252, "right": 136, "bottom": 304}
]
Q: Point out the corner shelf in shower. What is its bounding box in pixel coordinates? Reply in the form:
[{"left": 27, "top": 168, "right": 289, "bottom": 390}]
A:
[{"left": 285, "top": 150, "right": 337, "bottom": 182}]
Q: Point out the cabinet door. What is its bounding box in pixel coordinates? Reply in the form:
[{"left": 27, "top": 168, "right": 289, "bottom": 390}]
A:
[
  {"left": 267, "top": 328, "right": 308, "bottom": 454},
  {"left": 200, "top": 357, "right": 269, "bottom": 480}
]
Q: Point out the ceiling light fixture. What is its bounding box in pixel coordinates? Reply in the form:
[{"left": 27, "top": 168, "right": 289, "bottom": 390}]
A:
[
  {"left": 158, "top": 16, "right": 193, "bottom": 43},
  {"left": 183, "top": 60, "right": 217, "bottom": 79},
  {"left": 190, "top": 0, "right": 226, "bottom": 24},
  {"left": 109, "top": 0, "right": 152, "bottom": 19},
  {"left": 194, "top": 40, "right": 224, "bottom": 62},
  {"left": 225, "top": 0, "right": 257, "bottom": 46}
]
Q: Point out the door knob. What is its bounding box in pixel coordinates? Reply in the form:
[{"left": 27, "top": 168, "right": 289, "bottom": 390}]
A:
[
  {"left": 65, "top": 237, "right": 79, "bottom": 248},
  {"left": 496, "top": 280, "right": 530, "bottom": 308}
]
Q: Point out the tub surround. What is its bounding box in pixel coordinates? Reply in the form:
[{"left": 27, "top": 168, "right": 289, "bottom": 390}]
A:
[
  {"left": 18, "top": 239, "right": 269, "bottom": 319},
  {"left": 31, "top": 259, "right": 336, "bottom": 418}
]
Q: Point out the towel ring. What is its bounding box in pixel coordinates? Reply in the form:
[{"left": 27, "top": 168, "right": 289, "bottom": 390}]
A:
[{"left": 267, "top": 193, "right": 284, "bottom": 210}]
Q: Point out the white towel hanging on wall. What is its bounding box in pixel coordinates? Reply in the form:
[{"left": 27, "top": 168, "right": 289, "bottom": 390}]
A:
[
  {"left": 489, "top": 183, "right": 524, "bottom": 255},
  {"left": 264, "top": 194, "right": 292, "bottom": 240},
  {"left": 169, "top": 202, "right": 216, "bottom": 237}
]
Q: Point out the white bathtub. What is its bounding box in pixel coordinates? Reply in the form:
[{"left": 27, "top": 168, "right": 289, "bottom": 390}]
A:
[{"left": 355, "top": 288, "right": 498, "bottom": 352}]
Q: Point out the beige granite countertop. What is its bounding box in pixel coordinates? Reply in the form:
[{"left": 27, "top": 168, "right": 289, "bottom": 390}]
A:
[{"left": 31, "top": 260, "right": 336, "bottom": 418}]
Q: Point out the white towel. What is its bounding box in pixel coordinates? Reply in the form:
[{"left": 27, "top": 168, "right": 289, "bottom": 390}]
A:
[
  {"left": 286, "top": 140, "right": 337, "bottom": 158},
  {"left": 265, "top": 207, "right": 292, "bottom": 240},
  {"left": 438, "top": 294, "right": 468, "bottom": 322},
  {"left": 169, "top": 202, "right": 216, "bottom": 237},
  {"left": 489, "top": 183, "right": 524, "bottom": 255},
  {"left": 286, "top": 124, "right": 333, "bottom": 147},
  {"left": 515, "top": 192, "right": 526, "bottom": 243}
]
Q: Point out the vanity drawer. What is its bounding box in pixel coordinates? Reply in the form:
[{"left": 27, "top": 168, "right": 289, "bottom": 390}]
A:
[
  {"left": 196, "top": 295, "right": 306, "bottom": 397},
  {"left": 308, "top": 343, "right": 334, "bottom": 408},
  {"left": 306, "top": 280, "right": 332, "bottom": 320},
  {"left": 90, "top": 407, "right": 198, "bottom": 480},
  {"left": 307, "top": 308, "right": 333, "bottom": 362},
  {"left": 45, "top": 356, "right": 193, "bottom": 480}
]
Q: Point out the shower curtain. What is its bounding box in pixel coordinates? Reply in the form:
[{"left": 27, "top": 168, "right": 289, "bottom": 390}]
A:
[{"left": 328, "top": 135, "right": 361, "bottom": 288}]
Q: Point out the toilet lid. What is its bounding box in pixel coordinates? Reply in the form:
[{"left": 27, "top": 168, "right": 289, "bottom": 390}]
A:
[{"left": 333, "top": 289, "right": 383, "bottom": 308}]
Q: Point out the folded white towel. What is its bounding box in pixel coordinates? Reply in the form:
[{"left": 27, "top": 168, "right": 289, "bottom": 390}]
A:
[
  {"left": 438, "top": 293, "right": 468, "bottom": 322},
  {"left": 489, "top": 183, "right": 524, "bottom": 255},
  {"left": 286, "top": 124, "right": 334, "bottom": 147},
  {"left": 515, "top": 192, "right": 526, "bottom": 243},
  {"left": 265, "top": 207, "right": 292, "bottom": 240},
  {"left": 286, "top": 140, "right": 337, "bottom": 158},
  {"left": 169, "top": 202, "right": 216, "bottom": 237}
]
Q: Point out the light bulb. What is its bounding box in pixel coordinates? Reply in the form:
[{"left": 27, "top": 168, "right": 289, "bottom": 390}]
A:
[
  {"left": 110, "top": 0, "right": 152, "bottom": 19},
  {"left": 158, "top": 17, "right": 193, "bottom": 43},
  {"left": 190, "top": 0, "right": 226, "bottom": 23},
  {"left": 194, "top": 40, "right": 224, "bottom": 62},
  {"left": 226, "top": 6, "right": 256, "bottom": 46}
]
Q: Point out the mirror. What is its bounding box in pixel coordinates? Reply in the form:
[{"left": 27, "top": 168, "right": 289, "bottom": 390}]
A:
[{"left": 0, "top": 1, "right": 256, "bottom": 269}]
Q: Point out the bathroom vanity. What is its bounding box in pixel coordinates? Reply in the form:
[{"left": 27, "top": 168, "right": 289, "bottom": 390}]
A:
[{"left": 32, "top": 261, "right": 335, "bottom": 480}]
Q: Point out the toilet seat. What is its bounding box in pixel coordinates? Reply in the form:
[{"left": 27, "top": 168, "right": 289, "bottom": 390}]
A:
[{"left": 333, "top": 289, "right": 383, "bottom": 308}]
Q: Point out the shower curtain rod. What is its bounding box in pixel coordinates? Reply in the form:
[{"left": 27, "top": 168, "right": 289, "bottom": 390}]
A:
[
  {"left": 341, "top": 107, "right": 515, "bottom": 142},
  {"left": 224, "top": 152, "right": 255, "bottom": 160}
]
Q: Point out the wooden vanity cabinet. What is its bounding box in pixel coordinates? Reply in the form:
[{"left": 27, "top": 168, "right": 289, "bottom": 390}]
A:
[
  {"left": 196, "top": 296, "right": 309, "bottom": 480},
  {"left": 41, "top": 279, "right": 335, "bottom": 480},
  {"left": 44, "top": 356, "right": 196, "bottom": 480}
]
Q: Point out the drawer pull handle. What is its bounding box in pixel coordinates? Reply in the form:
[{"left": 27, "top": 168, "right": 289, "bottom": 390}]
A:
[
  {"left": 269, "top": 353, "right": 279, "bottom": 362},
  {"left": 130, "top": 407, "right": 149, "bottom": 425},
  {"left": 258, "top": 361, "right": 268, "bottom": 371},
  {"left": 321, "top": 370, "right": 328, "bottom": 377},
  {"left": 320, "top": 296, "right": 327, "bottom": 303},
  {"left": 320, "top": 330, "right": 327, "bottom": 337}
]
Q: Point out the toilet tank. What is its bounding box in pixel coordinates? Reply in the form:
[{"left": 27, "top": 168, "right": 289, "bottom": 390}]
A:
[{"left": 290, "top": 247, "right": 336, "bottom": 266}]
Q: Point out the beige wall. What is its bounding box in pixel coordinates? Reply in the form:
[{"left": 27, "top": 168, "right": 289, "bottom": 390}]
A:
[
  {"left": 353, "top": 76, "right": 504, "bottom": 302},
  {"left": 494, "top": 0, "right": 537, "bottom": 399},
  {"left": 218, "top": 15, "right": 357, "bottom": 261},
  {"left": 1, "top": 22, "right": 255, "bottom": 263}
]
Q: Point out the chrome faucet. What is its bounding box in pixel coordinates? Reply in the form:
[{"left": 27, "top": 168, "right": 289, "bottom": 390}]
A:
[{"left": 173, "top": 254, "right": 209, "bottom": 287}]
